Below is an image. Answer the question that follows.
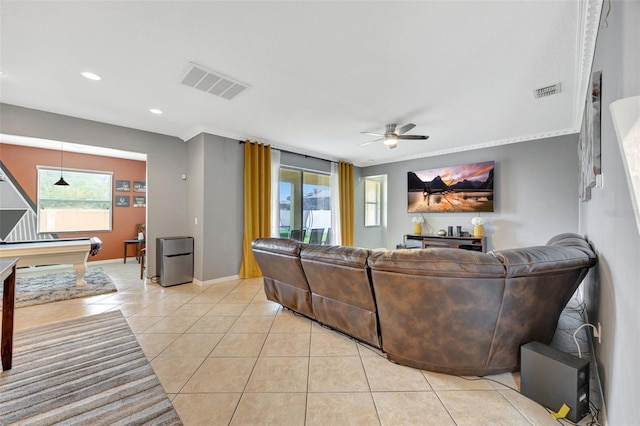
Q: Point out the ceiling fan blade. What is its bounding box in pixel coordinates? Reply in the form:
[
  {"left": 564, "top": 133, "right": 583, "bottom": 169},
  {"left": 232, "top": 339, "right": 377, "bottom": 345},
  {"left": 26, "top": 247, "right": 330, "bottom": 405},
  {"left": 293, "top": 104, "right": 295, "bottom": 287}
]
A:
[
  {"left": 357, "top": 139, "right": 382, "bottom": 147},
  {"left": 396, "top": 123, "right": 416, "bottom": 134},
  {"left": 361, "top": 131, "right": 384, "bottom": 137},
  {"left": 397, "top": 134, "right": 429, "bottom": 140}
]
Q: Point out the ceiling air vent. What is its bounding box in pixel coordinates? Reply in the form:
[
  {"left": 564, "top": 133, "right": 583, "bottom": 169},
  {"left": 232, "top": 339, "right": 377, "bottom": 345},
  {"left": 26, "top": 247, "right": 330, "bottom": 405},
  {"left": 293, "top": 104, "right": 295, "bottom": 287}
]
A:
[
  {"left": 534, "top": 83, "right": 561, "bottom": 99},
  {"left": 180, "top": 62, "right": 249, "bottom": 100}
]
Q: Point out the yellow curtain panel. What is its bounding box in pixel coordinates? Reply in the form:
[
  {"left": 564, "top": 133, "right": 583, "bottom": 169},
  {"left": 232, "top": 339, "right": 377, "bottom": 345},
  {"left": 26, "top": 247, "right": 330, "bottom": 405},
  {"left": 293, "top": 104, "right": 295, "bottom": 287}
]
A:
[
  {"left": 338, "top": 161, "right": 355, "bottom": 246},
  {"left": 239, "top": 141, "right": 271, "bottom": 278}
]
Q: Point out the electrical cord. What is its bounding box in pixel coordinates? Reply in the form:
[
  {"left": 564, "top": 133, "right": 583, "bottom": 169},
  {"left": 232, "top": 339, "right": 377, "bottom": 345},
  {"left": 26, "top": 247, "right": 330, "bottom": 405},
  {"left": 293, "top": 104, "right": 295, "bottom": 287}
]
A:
[
  {"left": 563, "top": 301, "right": 586, "bottom": 316},
  {"left": 550, "top": 403, "right": 601, "bottom": 426},
  {"left": 572, "top": 323, "right": 599, "bottom": 359}
]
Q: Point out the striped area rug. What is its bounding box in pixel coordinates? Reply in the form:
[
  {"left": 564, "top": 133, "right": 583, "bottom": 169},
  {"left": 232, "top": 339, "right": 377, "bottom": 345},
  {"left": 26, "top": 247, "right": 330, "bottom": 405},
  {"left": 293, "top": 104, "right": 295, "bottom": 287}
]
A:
[{"left": 0, "top": 311, "right": 182, "bottom": 425}]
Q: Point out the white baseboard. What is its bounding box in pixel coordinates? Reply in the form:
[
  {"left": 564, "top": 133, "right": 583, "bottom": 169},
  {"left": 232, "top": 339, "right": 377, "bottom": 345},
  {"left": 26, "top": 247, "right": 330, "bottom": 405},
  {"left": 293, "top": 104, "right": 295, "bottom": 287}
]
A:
[{"left": 193, "top": 274, "right": 241, "bottom": 287}]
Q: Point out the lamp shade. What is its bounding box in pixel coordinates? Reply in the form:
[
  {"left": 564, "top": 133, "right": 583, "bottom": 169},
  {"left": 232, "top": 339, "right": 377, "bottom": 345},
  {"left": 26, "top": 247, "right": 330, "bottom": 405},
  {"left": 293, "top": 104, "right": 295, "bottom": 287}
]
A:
[{"left": 54, "top": 176, "right": 69, "bottom": 186}]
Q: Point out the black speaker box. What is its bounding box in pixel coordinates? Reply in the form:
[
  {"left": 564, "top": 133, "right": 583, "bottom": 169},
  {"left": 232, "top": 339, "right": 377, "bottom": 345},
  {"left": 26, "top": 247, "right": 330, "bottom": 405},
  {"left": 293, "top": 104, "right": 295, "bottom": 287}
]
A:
[{"left": 520, "top": 341, "right": 590, "bottom": 423}]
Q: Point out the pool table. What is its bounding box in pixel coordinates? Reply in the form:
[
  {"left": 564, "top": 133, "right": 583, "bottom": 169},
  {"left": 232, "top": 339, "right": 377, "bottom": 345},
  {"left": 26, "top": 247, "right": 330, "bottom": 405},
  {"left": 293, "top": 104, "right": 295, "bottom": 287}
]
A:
[{"left": 0, "top": 237, "right": 102, "bottom": 287}]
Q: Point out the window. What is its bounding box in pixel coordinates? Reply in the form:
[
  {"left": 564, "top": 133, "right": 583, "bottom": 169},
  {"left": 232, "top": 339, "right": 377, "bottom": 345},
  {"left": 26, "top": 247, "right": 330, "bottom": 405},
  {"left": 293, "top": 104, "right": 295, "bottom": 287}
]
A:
[
  {"left": 37, "top": 166, "right": 113, "bottom": 233},
  {"left": 364, "top": 178, "right": 381, "bottom": 227},
  {"left": 279, "top": 167, "right": 331, "bottom": 243}
]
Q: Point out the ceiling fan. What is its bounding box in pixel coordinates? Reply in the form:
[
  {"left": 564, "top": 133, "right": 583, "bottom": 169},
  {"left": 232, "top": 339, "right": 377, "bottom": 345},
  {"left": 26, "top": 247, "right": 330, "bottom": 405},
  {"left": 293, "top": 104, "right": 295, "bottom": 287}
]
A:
[{"left": 359, "top": 123, "right": 429, "bottom": 149}]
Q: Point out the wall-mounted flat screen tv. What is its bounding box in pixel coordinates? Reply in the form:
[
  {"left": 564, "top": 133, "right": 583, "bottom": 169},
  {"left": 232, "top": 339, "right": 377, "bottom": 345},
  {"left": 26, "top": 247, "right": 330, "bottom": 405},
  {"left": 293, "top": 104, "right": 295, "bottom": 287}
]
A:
[{"left": 408, "top": 160, "right": 494, "bottom": 213}]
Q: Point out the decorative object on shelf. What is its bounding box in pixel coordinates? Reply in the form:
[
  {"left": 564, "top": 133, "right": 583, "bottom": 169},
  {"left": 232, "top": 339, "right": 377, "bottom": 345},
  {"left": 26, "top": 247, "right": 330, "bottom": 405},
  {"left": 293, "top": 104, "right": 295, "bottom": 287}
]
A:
[
  {"left": 579, "top": 70, "right": 602, "bottom": 202},
  {"left": 471, "top": 216, "right": 486, "bottom": 237},
  {"left": 412, "top": 216, "right": 425, "bottom": 235},
  {"left": 437, "top": 229, "right": 447, "bottom": 236}
]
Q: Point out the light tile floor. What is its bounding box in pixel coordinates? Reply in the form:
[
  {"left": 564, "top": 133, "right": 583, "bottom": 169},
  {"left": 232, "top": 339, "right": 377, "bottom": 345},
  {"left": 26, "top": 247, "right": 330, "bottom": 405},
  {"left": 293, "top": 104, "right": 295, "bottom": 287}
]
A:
[{"left": 12, "top": 262, "right": 600, "bottom": 426}]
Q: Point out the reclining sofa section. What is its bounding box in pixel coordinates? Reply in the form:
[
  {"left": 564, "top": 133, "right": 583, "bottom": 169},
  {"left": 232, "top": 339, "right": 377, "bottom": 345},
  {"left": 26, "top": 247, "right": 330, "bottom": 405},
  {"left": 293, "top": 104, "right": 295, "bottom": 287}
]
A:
[{"left": 251, "top": 233, "right": 596, "bottom": 376}]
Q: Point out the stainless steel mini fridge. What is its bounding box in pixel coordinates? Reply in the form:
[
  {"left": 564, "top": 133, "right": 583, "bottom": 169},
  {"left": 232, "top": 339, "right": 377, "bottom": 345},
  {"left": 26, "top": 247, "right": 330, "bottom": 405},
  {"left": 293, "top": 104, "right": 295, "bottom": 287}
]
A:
[{"left": 156, "top": 236, "right": 194, "bottom": 287}]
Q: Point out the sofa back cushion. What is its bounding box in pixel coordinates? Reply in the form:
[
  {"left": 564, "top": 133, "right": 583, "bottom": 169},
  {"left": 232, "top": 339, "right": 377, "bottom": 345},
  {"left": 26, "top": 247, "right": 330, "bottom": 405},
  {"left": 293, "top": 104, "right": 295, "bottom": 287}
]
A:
[
  {"left": 368, "top": 247, "right": 505, "bottom": 278},
  {"left": 251, "top": 238, "right": 314, "bottom": 318},
  {"left": 300, "top": 245, "right": 380, "bottom": 347},
  {"left": 368, "top": 248, "right": 506, "bottom": 373},
  {"left": 300, "top": 245, "right": 373, "bottom": 309}
]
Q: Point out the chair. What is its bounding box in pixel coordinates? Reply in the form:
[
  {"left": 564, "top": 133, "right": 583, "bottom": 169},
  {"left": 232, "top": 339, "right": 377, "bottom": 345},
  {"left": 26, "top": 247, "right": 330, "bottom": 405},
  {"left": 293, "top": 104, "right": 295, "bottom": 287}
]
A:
[
  {"left": 139, "top": 248, "right": 146, "bottom": 280},
  {"left": 290, "top": 229, "right": 302, "bottom": 241},
  {"left": 309, "top": 228, "right": 323, "bottom": 245},
  {"left": 123, "top": 224, "right": 146, "bottom": 264},
  {"left": 324, "top": 228, "right": 332, "bottom": 245}
]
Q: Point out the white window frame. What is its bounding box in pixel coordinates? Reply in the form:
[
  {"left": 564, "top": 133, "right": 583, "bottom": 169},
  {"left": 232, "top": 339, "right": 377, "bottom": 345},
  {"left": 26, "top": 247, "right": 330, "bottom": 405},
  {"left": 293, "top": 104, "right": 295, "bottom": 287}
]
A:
[
  {"left": 37, "top": 166, "right": 113, "bottom": 233},
  {"left": 364, "top": 177, "right": 381, "bottom": 227}
]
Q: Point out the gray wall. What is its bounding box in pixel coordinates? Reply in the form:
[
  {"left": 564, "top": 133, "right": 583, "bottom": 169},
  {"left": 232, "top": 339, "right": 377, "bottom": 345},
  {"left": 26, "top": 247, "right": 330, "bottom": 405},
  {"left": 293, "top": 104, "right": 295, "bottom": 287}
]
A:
[
  {"left": 356, "top": 134, "right": 580, "bottom": 251},
  {"left": 580, "top": 1, "right": 640, "bottom": 424},
  {"left": 186, "top": 134, "right": 205, "bottom": 281},
  {"left": 0, "top": 103, "right": 187, "bottom": 277},
  {"left": 185, "top": 133, "right": 244, "bottom": 282},
  {"left": 280, "top": 151, "right": 332, "bottom": 173},
  {"left": 201, "top": 134, "right": 244, "bottom": 281}
]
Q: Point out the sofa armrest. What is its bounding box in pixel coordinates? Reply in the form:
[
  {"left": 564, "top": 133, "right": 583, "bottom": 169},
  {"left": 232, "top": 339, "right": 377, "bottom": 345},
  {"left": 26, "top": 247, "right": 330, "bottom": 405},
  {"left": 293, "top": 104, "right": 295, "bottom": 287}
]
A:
[
  {"left": 491, "top": 233, "right": 596, "bottom": 277},
  {"left": 546, "top": 233, "right": 597, "bottom": 264},
  {"left": 252, "top": 238, "right": 305, "bottom": 256}
]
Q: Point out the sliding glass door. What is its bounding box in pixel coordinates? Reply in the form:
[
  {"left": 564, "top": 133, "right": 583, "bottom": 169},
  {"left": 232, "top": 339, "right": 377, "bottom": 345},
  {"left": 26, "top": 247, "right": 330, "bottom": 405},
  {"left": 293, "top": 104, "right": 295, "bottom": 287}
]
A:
[{"left": 279, "top": 168, "right": 331, "bottom": 244}]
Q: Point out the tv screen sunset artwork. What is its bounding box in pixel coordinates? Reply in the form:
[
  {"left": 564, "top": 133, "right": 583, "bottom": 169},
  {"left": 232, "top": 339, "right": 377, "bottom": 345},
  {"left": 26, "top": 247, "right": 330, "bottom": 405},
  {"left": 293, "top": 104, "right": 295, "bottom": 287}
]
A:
[{"left": 408, "top": 161, "right": 495, "bottom": 213}]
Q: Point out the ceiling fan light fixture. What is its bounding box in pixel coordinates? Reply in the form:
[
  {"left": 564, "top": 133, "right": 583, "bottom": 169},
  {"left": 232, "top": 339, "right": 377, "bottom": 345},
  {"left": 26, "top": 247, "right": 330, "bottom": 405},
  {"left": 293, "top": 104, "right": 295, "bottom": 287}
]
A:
[
  {"left": 81, "top": 72, "right": 101, "bottom": 81},
  {"left": 383, "top": 135, "right": 398, "bottom": 146}
]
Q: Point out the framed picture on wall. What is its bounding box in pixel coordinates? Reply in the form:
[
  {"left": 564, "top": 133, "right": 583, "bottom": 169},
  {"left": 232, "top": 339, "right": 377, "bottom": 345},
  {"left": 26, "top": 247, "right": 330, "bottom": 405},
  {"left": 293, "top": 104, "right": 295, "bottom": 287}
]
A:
[
  {"left": 133, "top": 181, "right": 146, "bottom": 193},
  {"left": 133, "top": 196, "right": 146, "bottom": 207},
  {"left": 115, "top": 180, "right": 131, "bottom": 192},
  {"left": 115, "top": 195, "right": 130, "bottom": 207},
  {"left": 579, "top": 70, "right": 602, "bottom": 201}
]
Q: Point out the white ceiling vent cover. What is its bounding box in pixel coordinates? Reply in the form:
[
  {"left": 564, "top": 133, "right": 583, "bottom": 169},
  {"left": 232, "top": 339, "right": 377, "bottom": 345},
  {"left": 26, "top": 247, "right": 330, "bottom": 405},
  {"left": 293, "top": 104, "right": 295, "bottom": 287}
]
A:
[
  {"left": 181, "top": 62, "right": 249, "bottom": 100},
  {"left": 534, "top": 83, "right": 561, "bottom": 99}
]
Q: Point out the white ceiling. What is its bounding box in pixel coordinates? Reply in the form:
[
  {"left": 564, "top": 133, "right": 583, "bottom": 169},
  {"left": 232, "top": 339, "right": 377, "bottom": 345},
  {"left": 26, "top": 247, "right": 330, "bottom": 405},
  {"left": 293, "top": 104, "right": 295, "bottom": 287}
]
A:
[{"left": 0, "top": 1, "right": 602, "bottom": 166}]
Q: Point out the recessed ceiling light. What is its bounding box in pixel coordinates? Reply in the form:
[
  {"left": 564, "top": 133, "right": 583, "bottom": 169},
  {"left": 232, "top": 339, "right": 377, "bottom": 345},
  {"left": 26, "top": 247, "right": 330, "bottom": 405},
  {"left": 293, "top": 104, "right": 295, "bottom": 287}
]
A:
[
  {"left": 149, "top": 108, "right": 163, "bottom": 115},
  {"left": 81, "top": 72, "right": 101, "bottom": 81}
]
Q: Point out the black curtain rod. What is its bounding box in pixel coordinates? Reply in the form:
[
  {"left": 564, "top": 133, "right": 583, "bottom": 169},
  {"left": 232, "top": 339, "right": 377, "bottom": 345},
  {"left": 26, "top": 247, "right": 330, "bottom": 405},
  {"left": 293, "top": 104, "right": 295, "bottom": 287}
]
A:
[{"left": 238, "top": 140, "right": 334, "bottom": 163}]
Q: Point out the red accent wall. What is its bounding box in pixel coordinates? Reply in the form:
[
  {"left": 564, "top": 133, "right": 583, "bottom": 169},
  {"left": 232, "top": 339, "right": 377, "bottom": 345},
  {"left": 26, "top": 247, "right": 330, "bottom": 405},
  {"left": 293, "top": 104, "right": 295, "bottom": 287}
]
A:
[{"left": 0, "top": 143, "right": 146, "bottom": 261}]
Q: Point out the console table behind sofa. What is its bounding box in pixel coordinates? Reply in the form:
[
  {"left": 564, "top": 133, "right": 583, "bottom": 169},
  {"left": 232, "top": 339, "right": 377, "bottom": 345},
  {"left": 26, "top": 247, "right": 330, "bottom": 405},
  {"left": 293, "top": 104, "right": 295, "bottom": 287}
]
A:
[{"left": 404, "top": 234, "right": 487, "bottom": 252}]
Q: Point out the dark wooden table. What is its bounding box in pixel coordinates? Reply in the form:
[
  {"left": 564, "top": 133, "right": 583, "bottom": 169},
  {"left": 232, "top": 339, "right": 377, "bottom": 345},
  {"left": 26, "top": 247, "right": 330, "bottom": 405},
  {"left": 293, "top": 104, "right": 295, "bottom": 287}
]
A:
[{"left": 1, "top": 257, "right": 18, "bottom": 370}]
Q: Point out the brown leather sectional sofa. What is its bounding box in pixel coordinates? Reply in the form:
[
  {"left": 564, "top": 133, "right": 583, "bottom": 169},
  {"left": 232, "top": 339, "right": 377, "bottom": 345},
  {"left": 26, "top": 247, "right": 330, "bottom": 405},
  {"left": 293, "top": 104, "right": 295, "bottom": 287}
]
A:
[{"left": 251, "top": 233, "right": 596, "bottom": 376}]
